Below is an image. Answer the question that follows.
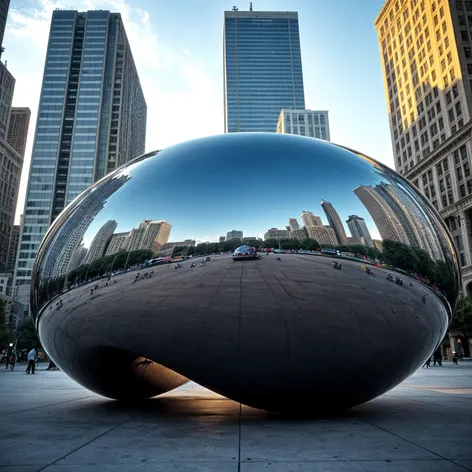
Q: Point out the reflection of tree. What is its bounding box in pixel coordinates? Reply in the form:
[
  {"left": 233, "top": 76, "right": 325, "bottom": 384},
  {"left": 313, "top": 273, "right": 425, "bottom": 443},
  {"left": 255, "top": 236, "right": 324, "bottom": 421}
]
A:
[
  {"left": 381, "top": 240, "right": 457, "bottom": 303},
  {"left": 66, "top": 249, "right": 153, "bottom": 285},
  {"left": 452, "top": 297, "right": 472, "bottom": 340}
]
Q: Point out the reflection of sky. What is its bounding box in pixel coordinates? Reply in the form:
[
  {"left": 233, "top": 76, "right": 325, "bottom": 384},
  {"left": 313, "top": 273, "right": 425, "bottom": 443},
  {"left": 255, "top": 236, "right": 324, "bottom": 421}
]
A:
[{"left": 82, "top": 134, "right": 394, "bottom": 248}]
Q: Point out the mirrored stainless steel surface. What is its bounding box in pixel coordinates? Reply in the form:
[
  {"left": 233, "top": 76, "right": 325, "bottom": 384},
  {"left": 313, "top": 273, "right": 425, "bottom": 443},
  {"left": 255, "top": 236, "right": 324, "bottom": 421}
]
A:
[{"left": 31, "top": 133, "right": 459, "bottom": 413}]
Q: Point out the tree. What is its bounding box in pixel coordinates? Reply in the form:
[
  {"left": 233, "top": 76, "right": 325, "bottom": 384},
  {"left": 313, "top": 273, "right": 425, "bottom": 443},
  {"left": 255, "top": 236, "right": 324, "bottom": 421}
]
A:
[
  {"left": 0, "top": 299, "right": 12, "bottom": 350},
  {"left": 381, "top": 240, "right": 420, "bottom": 272},
  {"left": 335, "top": 245, "right": 350, "bottom": 253},
  {"left": 15, "top": 317, "right": 41, "bottom": 351},
  {"left": 452, "top": 296, "right": 472, "bottom": 338},
  {"left": 263, "top": 239, "right": 279, "bottom": 249}
]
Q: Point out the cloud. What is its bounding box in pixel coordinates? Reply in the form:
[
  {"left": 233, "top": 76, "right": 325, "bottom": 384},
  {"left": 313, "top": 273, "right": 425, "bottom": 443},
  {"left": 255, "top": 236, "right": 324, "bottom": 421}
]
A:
[{"left": 5, "top": 0, "right": 222, "bottom": 223}]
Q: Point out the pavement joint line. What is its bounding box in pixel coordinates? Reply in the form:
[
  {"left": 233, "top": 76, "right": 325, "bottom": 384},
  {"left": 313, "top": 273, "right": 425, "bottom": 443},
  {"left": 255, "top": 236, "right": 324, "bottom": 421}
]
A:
[
  {"left": 237, "top": 402, "right": 242, "bottom": 471},
  {"left": 7, "top": 458, "right": 467, "bottom": 467},
  {"left": 1, "top": 395, "right": 94, "bottom": 417},
  {"left": 382, "top": 393, "right": 472, "bottom": 412},
  {"left": 35, "top": 417, "right": 133, "bottom": 472},
  {"left": 359, "top": 417, "right": 460, "bottom": 464}
]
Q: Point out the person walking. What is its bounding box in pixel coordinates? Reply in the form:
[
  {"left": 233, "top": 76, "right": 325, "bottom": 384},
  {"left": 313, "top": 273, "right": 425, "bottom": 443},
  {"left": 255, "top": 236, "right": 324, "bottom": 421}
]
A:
[
  {"left": 423, "top": 356, "right": 431, "bottom": 368},
  {"left": 433, "top": 347, "right": 443, "bottom": 366},
  {"left": 25, "top": 347, "right": 38, "bottom": 374}
]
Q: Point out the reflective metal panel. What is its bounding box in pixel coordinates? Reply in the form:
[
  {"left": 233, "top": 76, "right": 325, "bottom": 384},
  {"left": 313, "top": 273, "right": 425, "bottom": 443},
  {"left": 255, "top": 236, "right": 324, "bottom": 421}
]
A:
[{"left": 31, "top": 133, "right": 459, "bottom": 413}]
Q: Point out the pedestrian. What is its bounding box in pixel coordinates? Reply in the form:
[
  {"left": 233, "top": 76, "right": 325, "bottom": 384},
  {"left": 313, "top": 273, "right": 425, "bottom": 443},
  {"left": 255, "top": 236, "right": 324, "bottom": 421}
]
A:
[
  {"left": 133, "top": 272, "right": 140, "bottom": 283},
  {"left": 423, "top": 356, "right": 431, "bottom": 368},
  {"left": 452, "top": 352, "right": 459, "bottom": 365},
  {"left": 433, "top": 347, "right": 443, "bottom": 366},
  {"left": 25, "top": 347, "right": 38, "bottom": 374},
  {"left": 7, "top": 353, "right": 15, "bottom": 370},
  {"left": 46, "top": 359, "right": 57, "bottom": 370}
]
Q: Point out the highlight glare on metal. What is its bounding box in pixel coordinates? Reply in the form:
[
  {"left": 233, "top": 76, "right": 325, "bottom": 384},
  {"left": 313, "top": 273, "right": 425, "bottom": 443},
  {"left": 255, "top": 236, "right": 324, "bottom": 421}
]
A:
[{"left": 31, "top": 133, "right": 459, "bottom": 413}]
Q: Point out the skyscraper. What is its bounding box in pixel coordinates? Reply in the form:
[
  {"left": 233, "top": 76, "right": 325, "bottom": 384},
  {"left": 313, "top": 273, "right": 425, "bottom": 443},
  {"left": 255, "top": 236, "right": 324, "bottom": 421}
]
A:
[
  {"left": 320, "top": 200, "right": 348, "bottom": 245},
  {"left": 14, "top": 9, "right": 147, "bottom": 308},
  {"left": 84, "top": 219, "right": 118, "bottom": 265},
  {"left": 126, "top": 220, "right": 171, "bottom": 253},
  {"left": 0, "top": 0, "right": 10, "bottom": 56},
  {"left": 0, "top": 60, "right": 14, "bottom": 141},
  {"left": 346, "top": 215, "right": 374, "bottom": 248},
  {"left": 277, "top": 109, "right": 330, "bottom": 140},
  {"left": 353, "top": 185, "right": 409, "bottom": 245},
  {"left": 288, "top": 218, "right": 300, "bottom": 231},
  {"left": 7, "top": 107, "right": 30, "bottom": 158},
  {"left": 6, "top": 223, "right": 19, "bottom": 271},
  {"left": 224, "top": 8, "right": 305, "bottom": 132},
  {"left": 227, "top": 230, "right": 243, "bottom": 240},
  {"left": 375, "top": 0, "right": 472, "bottom": 291},
  {"left": 300, "top": 211, "right": 322, "bottom": 227},
  {"left": 0, "top": 2, "right": 22, "bottom": 274}
]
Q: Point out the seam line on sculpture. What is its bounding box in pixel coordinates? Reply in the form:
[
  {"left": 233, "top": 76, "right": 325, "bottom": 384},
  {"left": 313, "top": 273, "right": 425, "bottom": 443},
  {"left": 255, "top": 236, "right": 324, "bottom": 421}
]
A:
[
  {"left": 361, "top": 418, "right": 454, "bottom": 462},
  {"left": 36, "top": 418, "right": 132, "bottom": 471},
  {"left": 263, "top": 265, "right": 296, "bottom": 360}
]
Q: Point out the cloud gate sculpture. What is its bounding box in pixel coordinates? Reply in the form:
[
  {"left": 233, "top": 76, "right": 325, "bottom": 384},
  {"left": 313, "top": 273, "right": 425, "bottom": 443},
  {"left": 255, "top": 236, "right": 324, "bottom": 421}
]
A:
[{"left": 31, "top": 133, "right": 459, "bottom": 413}]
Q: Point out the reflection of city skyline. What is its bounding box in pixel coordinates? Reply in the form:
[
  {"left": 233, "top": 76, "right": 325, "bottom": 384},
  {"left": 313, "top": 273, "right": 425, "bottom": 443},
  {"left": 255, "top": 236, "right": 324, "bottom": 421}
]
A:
[
  {"left": 39, "top": 174, "right": 130, "bottom": 280},
  {"left": 187, "top": 182, "right": 448, "bottom": 263}
]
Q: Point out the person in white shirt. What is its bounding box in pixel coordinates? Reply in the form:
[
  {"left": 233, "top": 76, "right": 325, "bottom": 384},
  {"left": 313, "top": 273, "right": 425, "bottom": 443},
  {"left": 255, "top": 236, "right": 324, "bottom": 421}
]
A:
[{"left": 26, "top": 347, "right": 37, "bottom": 374}]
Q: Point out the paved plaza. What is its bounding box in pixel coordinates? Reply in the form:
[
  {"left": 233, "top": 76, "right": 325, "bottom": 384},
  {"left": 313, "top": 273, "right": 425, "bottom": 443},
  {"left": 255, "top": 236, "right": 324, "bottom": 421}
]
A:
[{"left": 1, "top": 362, "right": 472, "bottom": 471}]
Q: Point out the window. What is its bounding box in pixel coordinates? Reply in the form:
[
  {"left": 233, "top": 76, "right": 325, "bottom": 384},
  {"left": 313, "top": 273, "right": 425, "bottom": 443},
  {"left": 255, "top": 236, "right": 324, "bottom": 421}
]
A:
[
  {"left": 453, "top": 83, "right": 459, "bottom": 97},
  {"left": 449, "top": 108, "right": 455, "bottom": 122},
  {"left": 456, "top": 101, "right": 463, "bottom": 116}
]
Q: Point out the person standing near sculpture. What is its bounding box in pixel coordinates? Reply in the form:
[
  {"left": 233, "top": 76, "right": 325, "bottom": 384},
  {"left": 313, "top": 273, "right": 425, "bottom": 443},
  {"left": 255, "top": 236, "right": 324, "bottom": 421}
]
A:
[
  {"left": 25, "top": 347, "right": 38, "bottom": 374},
  {"left": 433, "top": 348, "right": 443, "bottom": 366}
]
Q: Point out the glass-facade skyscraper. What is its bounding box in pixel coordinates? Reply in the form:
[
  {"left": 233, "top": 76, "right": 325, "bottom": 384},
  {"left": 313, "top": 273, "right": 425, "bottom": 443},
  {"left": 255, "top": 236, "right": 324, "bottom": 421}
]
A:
[
  {"left": 14, "top": 10, "right": 146, "bottom": 311},
  {"left": 224, "top": 9, "right": 305, "bottom": 133}
]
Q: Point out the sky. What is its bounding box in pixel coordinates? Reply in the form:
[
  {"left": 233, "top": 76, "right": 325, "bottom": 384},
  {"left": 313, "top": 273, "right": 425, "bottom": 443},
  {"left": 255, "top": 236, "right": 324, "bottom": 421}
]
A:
[{"left": 3, "top": 0, "right": 392, "bottom": 228}]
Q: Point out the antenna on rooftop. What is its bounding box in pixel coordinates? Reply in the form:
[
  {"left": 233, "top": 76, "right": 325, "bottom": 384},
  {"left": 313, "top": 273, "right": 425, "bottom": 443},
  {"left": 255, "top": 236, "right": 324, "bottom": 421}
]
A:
[{"left": 249, "top": 2, "right": 253, "bottom": 11}]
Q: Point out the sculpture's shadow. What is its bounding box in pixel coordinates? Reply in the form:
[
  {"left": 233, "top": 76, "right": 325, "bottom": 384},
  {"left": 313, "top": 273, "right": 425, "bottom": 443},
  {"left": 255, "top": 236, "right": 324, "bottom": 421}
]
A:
[{"left": 69, "top": 387, "right": 402, "bottom": 424}]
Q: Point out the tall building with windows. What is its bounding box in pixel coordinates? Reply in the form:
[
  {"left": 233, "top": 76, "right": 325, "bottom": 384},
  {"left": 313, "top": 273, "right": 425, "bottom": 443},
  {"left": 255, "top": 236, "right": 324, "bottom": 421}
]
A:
[
  {"left": 321, "top": 200, "right": 348, "bottom": 245},
  {"left": 300, "top": 211, "right": 322, "bottom": 227},
  {"left": 354, "top": 185, "right": 410, "bottom": 244},
  {"left": 0, "top": 46, "right": 22, "bottom": 273},
  {"left": 0, "top": 60, "right": 14, "bottom": 141},
  {"left": 277, "top": 109, "right": 330, "bottom": 140},
  {"left": 84, "top": 219, "right": 117, "bottom": 264},
  {"left": 227, "top": 229, "right": 243, "bottom": 240},
  {"left": 7, "top": 107, "right": 30, "bottom": 158},
  {"left": 375, "top": 0, "right": 472, "bottom": 292},
  {"left": 224, "top": 8, "right": 305, "bottom": 132},
  {"left": 0, "top": 0, "right": 10, "bottom": 56},
  {"left": 14, "top": 9, "right": 147, "bottom": 309},
  {"left": 305, "top": 225, "right": 337, "bottom": 245},
  {"left": 346, "top": 215, "right": 374, "bottom": 247}
]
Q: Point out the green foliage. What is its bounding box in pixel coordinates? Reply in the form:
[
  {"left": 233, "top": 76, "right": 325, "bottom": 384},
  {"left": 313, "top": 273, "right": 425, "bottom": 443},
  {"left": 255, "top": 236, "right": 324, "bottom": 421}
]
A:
[
  {"left": 299, "top": 238, "right": 320, "bottom": 250},
  {"left": 0, "top": 299, "right": 12, "bottom": 349},
  {"left": 15, "top": 317, "right": 40, "bottom": 351},
  {"left": 452, "top": 296, "right": 472, "bottom": 337},
  {"left": 380, "top": 240, "right": 457, "bottom": 302}
]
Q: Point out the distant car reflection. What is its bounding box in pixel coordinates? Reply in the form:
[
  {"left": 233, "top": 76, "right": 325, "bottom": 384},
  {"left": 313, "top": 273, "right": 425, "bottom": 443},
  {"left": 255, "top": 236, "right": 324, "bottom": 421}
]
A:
[{"left": 232, "top": 245, "right": 258, "bottom": 260}]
